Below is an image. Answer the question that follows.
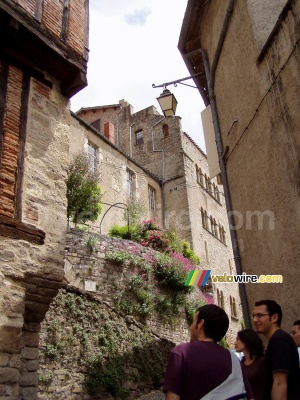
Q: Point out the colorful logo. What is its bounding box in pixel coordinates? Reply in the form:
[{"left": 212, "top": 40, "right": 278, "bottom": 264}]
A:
[{"left": 185, "top": 270, "right": 211, "bottom": 286}]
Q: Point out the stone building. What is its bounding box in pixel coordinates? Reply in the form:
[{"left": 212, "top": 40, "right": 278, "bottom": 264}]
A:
[
  {"left": 0, "top": 1, "right": 88, "bottom": 398},
  {"left": 74, "top": 100, "right": 243, "bottom": 343},
  {"left": 178, "top": 0, "right": 300, "bottom": 329}
]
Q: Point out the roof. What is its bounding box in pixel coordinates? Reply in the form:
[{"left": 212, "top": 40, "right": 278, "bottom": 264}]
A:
[
  {"left": 76, "top": 104, "right": 121, "bottom": 113},
  {"left": 178, "top": 0, "right": 210, "bottom": 106},
  {"left": 183, "top": 132, "right": 207, "bottom": 159},
  {"left": 71, "top": 111, "right": 162, "bottom": 183}
]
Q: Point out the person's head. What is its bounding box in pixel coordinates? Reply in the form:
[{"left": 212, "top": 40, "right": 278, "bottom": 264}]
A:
[
  {"left": 235, "top": 329, "right": 264, "bottom": 360},
  {"left": 252, "top": 300, "right": 282, "bottom": 338},
  {"left": 290, "top": 320, "right": 300, "bottom": 347},
  {"left": 190, "top": 304, "right": 229, "bottom": 342}
]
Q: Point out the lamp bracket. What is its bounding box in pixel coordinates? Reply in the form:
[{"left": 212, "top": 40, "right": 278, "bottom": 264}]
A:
[{"left": 152, "top": 72, "right": 202, "bottom": 89}]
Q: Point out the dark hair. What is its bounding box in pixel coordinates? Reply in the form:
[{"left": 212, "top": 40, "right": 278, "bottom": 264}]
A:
[
  {"left": 293, "top": 320, "right": 300, "bottom": 327},
  {"left": 255, "top": 299, "right": 282, "bottom": 327},
  {"left": 197, "top": 304, "right": 229, "bottom": 342},
  {"left": 237, "top": 329, "right": 264, "bottom": 360}
]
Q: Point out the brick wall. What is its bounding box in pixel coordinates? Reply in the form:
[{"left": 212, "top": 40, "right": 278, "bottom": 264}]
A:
[{"left": 0, "top": 64, "right": 22, "bottom": 218}]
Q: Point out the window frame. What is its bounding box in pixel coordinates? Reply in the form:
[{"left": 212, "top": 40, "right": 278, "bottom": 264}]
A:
[
  {"left": 87, "top": 142, "right": 97, "bottom": 173},
  {"left": 148, "top": 185, "right": 156, "bottom": 211},
  {"left": 135, "top": 130, "right": 144, "bottom": 145},
  {"left": 126, "top": 169, "right": 135, "bottom": 198}
]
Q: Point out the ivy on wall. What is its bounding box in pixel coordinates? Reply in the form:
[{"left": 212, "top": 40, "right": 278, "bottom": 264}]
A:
[{"left": 39, "top": 290, "right": 174, "bottom": 398}]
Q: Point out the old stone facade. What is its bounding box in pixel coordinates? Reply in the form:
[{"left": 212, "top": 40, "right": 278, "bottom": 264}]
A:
[
  {"left": 0, "top": 0, "right": 88, "bottom": 398},
  {"left": 73, "top": 101, "right": 243, "bottom": 344},
  {"left": 179, "top": 0, "right": 300, "bottom": 329}
]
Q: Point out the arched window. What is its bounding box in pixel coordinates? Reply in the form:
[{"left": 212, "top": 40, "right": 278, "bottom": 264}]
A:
[
  {"left": 162, "top": 124, "right": 169, "bottom": 137},
  {"left": 213, "top": 219, "right": 218, "bottom": 238},
  {"left": 221, "top": 227, "right": 226, "bottom": 244},
  {"left": 233, "top": 297, "right": 237, "bottom": 317},
  {"left": 205, "top": 174, "right": 209, "bottom": 190},
  {"left": 209, "top": 215, "right": 214, "bottom": 232},
  {"left": 200, "top": 207, "right": 205, "bottom": 227},
  {"left": 208, "top": 178, "right": 213, "bottom": 193},
  {"left": 204, "top": 210, "right": 208, "bottom": 230}
]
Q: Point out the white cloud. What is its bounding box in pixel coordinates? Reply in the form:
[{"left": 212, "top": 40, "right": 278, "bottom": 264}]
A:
[
  {"left": 71, "top": 0, "right": 206, "bottom": 151},
  {"left": 125, "top": 7, "right": 152, "bottom": 26}
]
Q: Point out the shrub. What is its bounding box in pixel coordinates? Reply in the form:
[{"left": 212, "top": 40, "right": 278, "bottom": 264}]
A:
[
  {"left": 123, "top": 198, "right": 146, "bottom": 226},
  {"left": 67, "top": 152, "right": 102, "bottom": 225},
  {"left": 182, "top": 241, "right": 200, "bottom": 265},
  {"left": 108, "top": 225, "right": 142, "bottom": 240}
]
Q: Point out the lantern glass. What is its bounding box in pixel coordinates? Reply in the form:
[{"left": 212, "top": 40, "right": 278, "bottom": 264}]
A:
[{"left": 157, "top": 89, "right": 178, "bottom": 117}]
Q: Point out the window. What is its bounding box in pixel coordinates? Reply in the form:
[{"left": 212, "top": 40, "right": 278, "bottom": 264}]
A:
[
  {"left": 230, "top": 296, "right": 238, "bottom": 318},
  {"left": 196, "top": 165, "right": 204, "bottom": 186},
  {"left": 87, "top": 142, "right": 97, "bottom": 173},
  {"left": 201, "top": 207, "right": 226, "bottom": 245},
  {"left": 163, "top": 124, "right": 169, "bottom": 137},
  {"left": 90, "top": 118, "right": 101, "bottom": 132},
  {"left": 136, "top": 130, "right": 143, "bottom": 145},
  {"left": 126, "top": 170, "right": 134, "bottom": 198},
  {"left": 148, "top": 186, "right": 155, "bottom": 211},
  {"left": 217, "top": 289, "right": 225, "bottom": 310}
]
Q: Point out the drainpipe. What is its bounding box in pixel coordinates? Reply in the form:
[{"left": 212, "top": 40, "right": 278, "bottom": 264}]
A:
[
  {"left": 151, "top": 117, "right": 166, "bottom": 228},
  {"left": 116, "top": 105, "right": 123, "bottom": 147},
  {"left": 129, "top": 122, "right": 135, "bottom": 158},
  {"left": 199, "top": 0, "right": 251, "bottom": 328}
]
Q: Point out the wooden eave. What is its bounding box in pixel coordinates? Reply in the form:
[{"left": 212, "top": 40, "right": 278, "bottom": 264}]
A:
[
  {"left": 0, "top": 2, "right": 87, "bottom": 98},
  {"left": 178, "top": 0, "right": 210, "bottom": 106}
]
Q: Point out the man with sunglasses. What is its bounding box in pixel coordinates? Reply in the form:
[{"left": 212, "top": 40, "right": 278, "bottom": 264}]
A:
[{"left": 252, "top": 300, "right": 299, "bottom": 400}]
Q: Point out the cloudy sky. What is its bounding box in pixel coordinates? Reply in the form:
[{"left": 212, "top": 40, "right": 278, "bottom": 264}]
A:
[{"left": 70, "top": 0, "right": 206, "bottom": 150}]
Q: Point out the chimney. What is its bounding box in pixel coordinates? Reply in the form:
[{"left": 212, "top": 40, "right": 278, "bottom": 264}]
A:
[{"left": 104, "top": 122, "right": 115, "bottom": 144}]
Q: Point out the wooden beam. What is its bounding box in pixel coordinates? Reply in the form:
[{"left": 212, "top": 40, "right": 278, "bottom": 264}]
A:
[
  {"left": 0, "top": 58, "right": 8, "bottom": 170},
  {"left": 35, "top": 0, "right": 44, "bottom": 23},
  {"left": 15, "top": 72, "right": 30, "bottom": 220},
  {"left": 61, "top": 0, "right": 69, "bottom": 43},
  {"left": 0, "top": 215, "right": 45, "bottom": 245}
]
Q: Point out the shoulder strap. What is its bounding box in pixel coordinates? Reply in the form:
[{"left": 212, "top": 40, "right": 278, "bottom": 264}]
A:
[{"left": 200, "top": 351, "right": 246, "bottom": 400}]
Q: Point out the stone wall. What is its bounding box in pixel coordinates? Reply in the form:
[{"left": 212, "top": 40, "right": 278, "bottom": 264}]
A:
[
  {"left": 37, "top": 229, "right": 199, "bottom": 399},
  {"left": 0, "top": 76, "right": 70, "bottom": 399},
  {"left": 63, "top": 229, "right": 191, "bottom": 344},
  {"left": 179, "top": 0, "right": 300, "bottom": 329}
]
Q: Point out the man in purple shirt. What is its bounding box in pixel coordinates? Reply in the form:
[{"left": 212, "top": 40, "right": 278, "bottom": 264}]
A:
[{"left": 163, "top": 304, "right": 253, "bottom": 400}]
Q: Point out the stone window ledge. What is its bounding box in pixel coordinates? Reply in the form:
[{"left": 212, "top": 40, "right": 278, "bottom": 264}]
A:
[{"left": 0, "top": 215, "right": 45, "bottom": 245}]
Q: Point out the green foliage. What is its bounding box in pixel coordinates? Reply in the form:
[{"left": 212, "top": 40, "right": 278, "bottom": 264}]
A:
[
  {"left": 218, "top": 337, "right": 229, "bottom": 349},
  {"left": 39, "top": 374, "right": 54, "bottom": 386},
  {"left": 84, "top": 317, "right": 172, "bottom": 397},
  {"left": 182, "top": 241, "right": 200, "bottom": 265},
  {"left": 185, "top": 297, "right": 206, "bottom": 325},
  {"left": 67, "top": 152, "right": 103, "bottom": 225},
  {"left": 43, "top": 343, "right": 63, "bottom": 360},
  {"left": 86, "top": 235, "right": 98, "bottom": 253},
  {"left": 164, "top": 229, "right": 183, "bottom": 253},
  {"left": 123, "top": 197, "right": 146, "bottom": 226},
  {"left": 108, "top": 225, "right": 142, "bottom": 240},
  {"left": 240, "top": 318, "right": 245, "bottom": 330},
  {"left": 154, "top": 252, "right": 191, "bottom": 291}
]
